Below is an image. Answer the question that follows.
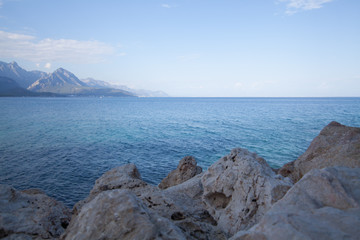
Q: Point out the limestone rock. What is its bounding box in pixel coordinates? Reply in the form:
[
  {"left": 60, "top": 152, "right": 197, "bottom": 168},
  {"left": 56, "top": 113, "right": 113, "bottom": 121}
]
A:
[
  {"left": 0, "top": 184, "right": 71, "bottom": 240},
  {"left": 69, "top": 163, "right": 226, "bottom": 240},
  {"left": 231, "top": 167, "right": 360, "bottom": 240},
  {"left": 73, "top": 163, "right": 150, "bottom": 215},
  {"left": 163, "top": 174, "right": 227, "bottom": 240},
  {"left": 279, "top": 121, "right": 360, "bottom": 182},
  {"left": 90, "top": 163, "right": 148, "bottom": 197},
  {"left": 61, "top": 189, "right": 185, "bottom": 240},
  {"left": 201, "top": 148, "right": 292, "bottom": 236},
  {"left": 159, "top": 156, "right": 202, "bottom": 189}
]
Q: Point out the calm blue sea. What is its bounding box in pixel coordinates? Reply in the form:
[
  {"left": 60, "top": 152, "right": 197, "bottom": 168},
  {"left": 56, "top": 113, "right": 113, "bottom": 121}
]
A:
[{"left": 1, "top": 97, "right": 359, "bottom": 207}]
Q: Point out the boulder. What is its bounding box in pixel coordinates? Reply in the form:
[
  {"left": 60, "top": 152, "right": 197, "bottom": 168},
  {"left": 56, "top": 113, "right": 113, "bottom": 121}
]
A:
[
  {"left": 0, "top": 184, "right": 71, "bottom": 240},
  {"left": 163, "top": 174, "right": 226, "bottom": 240},
  {"left": 279, "top": 121, "right": 360, "bottom": 182},
  {"left": 90, "top": 163, "right": 148, "bottom": 197},
  {"left": 61, "top": 189, "right": 185, "bottom": 240},
  {"left": 231, "top": 167, "right": 360, "bottom": 240},
  {"left": 201, "top": 148, "right": 292, "bottom": 236},
  {"left": 66, "top": 163, "right": 226, "bottom": 240},
  {"left": 72, "top": 163, "right": 150, "bottom": 215},
  {"left": 159, "top": 156, "right": 202, "bottom": 189}
]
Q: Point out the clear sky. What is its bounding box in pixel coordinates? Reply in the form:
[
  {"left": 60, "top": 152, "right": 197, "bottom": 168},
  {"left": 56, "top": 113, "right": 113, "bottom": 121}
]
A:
[{"left": 1, "top": 0, "right": 359, "bottom": 97}]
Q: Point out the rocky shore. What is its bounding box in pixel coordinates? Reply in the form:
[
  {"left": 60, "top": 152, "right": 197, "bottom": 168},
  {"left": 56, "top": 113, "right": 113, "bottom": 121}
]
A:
[{"left": 1, "top": 121, "right": 359, "bottom": 239}]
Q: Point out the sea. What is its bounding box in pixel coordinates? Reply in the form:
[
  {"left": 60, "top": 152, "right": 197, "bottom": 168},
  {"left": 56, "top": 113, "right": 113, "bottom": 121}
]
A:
[{"left": 1, "top": 97, "right": 359, "bottom": 207}]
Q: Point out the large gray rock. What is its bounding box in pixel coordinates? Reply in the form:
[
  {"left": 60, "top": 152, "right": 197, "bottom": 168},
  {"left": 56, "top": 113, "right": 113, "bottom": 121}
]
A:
[
  {"left": 231, "top": 167, "right": 360, "bottom": 240},
  {"left": 279, "top": 121, "right": 360, "bottom": 183},
  {"left": 90, "top": 163, "right": 148, "bottom": 197},
  {"left": 66, "top": 163, "right": 226, "bottom": 240},
  {"left": 164, "top": 174, "right": 226, "bottom": 240},
  {"left": 61, "top": 189, "right": 185, "bottom": 240},
  {"left": 72, "top": 163, "right": 150, "bottom": 215},
  {"left": 0, "top": 185, "right": 71, "bottom": 240},
  {"left": 159, "top": 156, "right": 202, "bottom": 189},
  {"left": 201, "top": 148, "right": 292, "bottom": 236}
]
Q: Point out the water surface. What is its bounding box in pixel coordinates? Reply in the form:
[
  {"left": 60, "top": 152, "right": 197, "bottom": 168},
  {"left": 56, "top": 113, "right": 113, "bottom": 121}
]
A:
[{"left": 1, "top": 97, "right": 359, "bottom": 207}]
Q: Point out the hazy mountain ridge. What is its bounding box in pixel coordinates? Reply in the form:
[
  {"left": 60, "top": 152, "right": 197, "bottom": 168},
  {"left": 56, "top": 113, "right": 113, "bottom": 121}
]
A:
[
  {"left": 28, "top": 68, "right": 89, "bottom": 93},
  {"left": 82, "top": 77, "right": 170, "bottom": 97},
  {"left": 0, "top": 61, "right": 168, "bottom": 97},
  {"left": 0, "top": 61, "right": 47, "bottom": 88},
  {"left": 0, "top": 76, "right": 59, "bottom": 97}
]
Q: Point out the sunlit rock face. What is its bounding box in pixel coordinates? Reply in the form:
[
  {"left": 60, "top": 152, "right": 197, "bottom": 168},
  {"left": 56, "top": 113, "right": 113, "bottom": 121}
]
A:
[
  {"left": 231, "top": 166, "right": 360, "bottom": 240},
  {"left": 279, "top": 121, "right": 360, "bottom": 183},
  {"left": 201, "top": 148, "right": 292, "bottom": 235}
]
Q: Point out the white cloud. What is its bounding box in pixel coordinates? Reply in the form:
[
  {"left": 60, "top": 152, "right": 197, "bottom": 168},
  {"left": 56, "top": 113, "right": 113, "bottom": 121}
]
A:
[
  {"left": 44, "top": 62, "right": 51, "bottom": 69},
  {"left": 1, "top": 31, "right": 34, "bottom": 40},
  {"left": 161, "top": 4, "right": 171, "bottom": 8},
  {"left": 0, "top": 30, "right": 116, "bottom": 63},
  {"left": 279, "top": 0, "right": 333, "bottom": 14}
]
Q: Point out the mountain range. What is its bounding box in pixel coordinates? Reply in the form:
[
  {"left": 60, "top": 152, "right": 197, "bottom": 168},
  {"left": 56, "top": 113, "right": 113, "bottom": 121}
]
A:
[{"left": 0, "top": 61, "right": 169, "bottom": 97}]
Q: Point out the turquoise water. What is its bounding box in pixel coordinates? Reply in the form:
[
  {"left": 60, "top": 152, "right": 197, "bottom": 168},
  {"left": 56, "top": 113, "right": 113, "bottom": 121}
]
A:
[{"left": 1, "top": 97, "right": 360, "bottom": 207}]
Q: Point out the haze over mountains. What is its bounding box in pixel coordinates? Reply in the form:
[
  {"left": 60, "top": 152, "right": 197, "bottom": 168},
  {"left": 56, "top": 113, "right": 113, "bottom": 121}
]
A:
[{"left": 0, "top": 61, "right": 169, "bottom": 97}]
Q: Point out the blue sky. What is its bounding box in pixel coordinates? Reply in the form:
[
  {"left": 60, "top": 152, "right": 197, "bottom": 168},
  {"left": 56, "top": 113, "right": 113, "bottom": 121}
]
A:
[{"left": 0, "top": 0, "right": 359, "bottom": 97}]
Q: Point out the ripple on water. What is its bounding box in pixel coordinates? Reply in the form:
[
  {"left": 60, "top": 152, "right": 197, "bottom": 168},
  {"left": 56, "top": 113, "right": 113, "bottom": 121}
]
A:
[{"left": 0, "top": 97, "right": 360, "bottom": 207}]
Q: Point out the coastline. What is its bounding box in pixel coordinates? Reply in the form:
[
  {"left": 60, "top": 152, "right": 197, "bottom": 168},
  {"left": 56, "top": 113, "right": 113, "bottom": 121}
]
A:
[{"left": 1, "top": 121, "right": 360, "bottom": 239}]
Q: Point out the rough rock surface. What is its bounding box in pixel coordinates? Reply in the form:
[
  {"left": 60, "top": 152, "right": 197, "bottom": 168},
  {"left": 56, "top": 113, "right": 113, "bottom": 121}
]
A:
[
  {"left": 61, "top": 189, "right": 185, "bottom": 240},
  {"left": 0, "top": 185, "right": 71, "bottom": 240},
  {"left": 159, "top": 156, "right": 202, "bottom": 189},
  {"left": 201, "top": 148, "right": 292, "bottom": 236},
  {"left": 72, "top": 163, "right": 149, "bottom": 215},
  {"left": 64, "top": 163, "right": 226, "bottom": 240},
  {"left": 279, "top": 121, "right": 360, "bottom": 183},
  {"left": 231, "top": 167, "right": 360, "bottom": 240}
]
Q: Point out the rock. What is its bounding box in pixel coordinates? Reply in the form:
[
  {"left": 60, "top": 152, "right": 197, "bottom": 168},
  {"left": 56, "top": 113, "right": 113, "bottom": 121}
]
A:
[
  {"left": 279, "top": 121, "right": 360, "bottom": 183},
  {"left": 61, "top": 189, "right": 186, "bottom": 240},
  {"left": 67, "top": 163, "right": 226, "bottom": 240},
  {"left": 201, "top": 148, "right": 292, "bottom": 236},
  {"left": 72, "top": 163, "right": 150, "bottom": 215},
  {"left": 163, "top": 174, "right": 227, "bottom": 239},
  {"left": 159, "top": 156, "right": 202, "bottom": 189},
  {"left": 164, "top": 173, "right": 204, "bottom": 202},
  {"left": 0, "top": 184, "right": 71, "bottom": 240},
  {"left": 90, "top": 163, "right": 148, "bottom": 197},
  {"left": 231, "top": 167, "right": 360, "bottom": 240}
]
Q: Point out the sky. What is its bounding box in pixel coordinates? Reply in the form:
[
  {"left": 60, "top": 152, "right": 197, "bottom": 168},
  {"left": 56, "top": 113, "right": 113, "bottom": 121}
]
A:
[{"left": 0, "top": 0, "right": 359, "bottom": 97}]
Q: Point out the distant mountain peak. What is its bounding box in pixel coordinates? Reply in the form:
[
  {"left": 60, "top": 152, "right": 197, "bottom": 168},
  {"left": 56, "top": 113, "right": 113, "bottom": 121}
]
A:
[
  {"left": 9, "top": 61, "right": 21, "bottom": 71},
  {"left": 53, "top": 68, "right": 75, "bottom": 79},
  {"left": 0, "top": 61, "right": 45, "bottom": 88},
  {"left": 1, "top": 61, "right": 168, "bottom": 97},
  {"left": 29, "top": 67, "right": 88, "bottom": 92},
  {"left": 55, "top": 67, "right": 66, "bottom": 72}
]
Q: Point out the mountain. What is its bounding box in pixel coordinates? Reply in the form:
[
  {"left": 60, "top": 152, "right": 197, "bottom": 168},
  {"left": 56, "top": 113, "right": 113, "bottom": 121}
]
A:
[
  {"left": 0, "top": 76, "right": 58, "bottom": 97},
  {"left": 28, "top": 69, "right": 135, "bottom": 97},
  {"left": 0, "top": 76, "right": 29, "bottom": 96},
  {"left": 28, "top": 68, "right": 88, "bottom": 93},
  {"left": 0, "top": 61, "right": 47, "bottom": 88},
  {"left": 81, "top": 78, "right": 113, "bottom": 88},
  {"left": 81, "top": 78, "right": 170, "bottom": 97},
  {"left": 132, "top": 89, "right": 170, "bottom": 97},
  {"left": 0, "top": 61, "right": 168, "bottom": 97}
]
